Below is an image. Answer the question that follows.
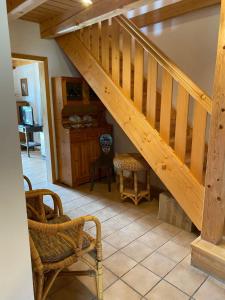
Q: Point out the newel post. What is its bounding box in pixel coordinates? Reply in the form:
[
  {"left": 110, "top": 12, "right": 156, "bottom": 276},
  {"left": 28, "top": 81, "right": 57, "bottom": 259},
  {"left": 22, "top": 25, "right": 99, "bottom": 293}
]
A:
[
  {"left": 201, "top": 0, "right": 225, "bottom": 244},
  {"left": 191, "top": 0, "right": 225, "bottom": 280}
]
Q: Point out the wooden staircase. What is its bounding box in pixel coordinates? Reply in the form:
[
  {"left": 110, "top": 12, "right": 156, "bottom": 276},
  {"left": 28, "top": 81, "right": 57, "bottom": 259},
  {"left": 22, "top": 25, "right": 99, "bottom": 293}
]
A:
[{"left": 56, "top": 15, "right": 213, "bottom": 230}]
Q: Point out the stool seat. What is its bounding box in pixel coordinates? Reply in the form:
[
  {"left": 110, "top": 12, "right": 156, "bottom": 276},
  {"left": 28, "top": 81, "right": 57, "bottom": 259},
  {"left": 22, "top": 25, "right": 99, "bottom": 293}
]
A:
[
  {"left": 113, "top": 153, "right": 151, "bottom": 205},
  {"left": 113, "top": 153, "right": 148, "bottom": 172}
]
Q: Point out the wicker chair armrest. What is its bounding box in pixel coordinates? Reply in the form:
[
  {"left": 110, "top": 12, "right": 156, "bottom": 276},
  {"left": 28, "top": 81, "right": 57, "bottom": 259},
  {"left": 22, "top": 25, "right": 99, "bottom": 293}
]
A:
[
  {"left": 28, "top": 215, "right": 101, "bottom": 240},
  {"left": 25, "top": 189, "right": 63, "bottom": 217},
  {"left": 23, "top": 175, "right": 32, "bottom": 191}
]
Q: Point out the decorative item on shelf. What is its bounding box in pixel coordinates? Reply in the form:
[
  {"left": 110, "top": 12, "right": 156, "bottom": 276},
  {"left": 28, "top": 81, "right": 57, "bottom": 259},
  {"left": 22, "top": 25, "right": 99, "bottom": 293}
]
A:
[{"left": 67, "top": 114, "right": 97, "bottom": 128}]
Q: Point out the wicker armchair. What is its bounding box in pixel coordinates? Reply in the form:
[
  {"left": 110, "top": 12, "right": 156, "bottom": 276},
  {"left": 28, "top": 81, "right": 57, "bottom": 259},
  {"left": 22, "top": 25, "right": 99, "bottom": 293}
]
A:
[{"left": 26, "top": 189, "right": 103, "bottom": 300}]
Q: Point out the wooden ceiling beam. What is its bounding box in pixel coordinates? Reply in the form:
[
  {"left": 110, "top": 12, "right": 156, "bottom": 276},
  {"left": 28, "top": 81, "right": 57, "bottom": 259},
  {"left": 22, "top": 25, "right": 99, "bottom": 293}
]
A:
[
  {"left": 131, "top": 0, "right": 221, "bottom": 28},
  {"left": 40, "top": 0, "right": 148, "bottom": 38},
  {"left": 7, "top": 0, "right": 48, "bottom": 21}
]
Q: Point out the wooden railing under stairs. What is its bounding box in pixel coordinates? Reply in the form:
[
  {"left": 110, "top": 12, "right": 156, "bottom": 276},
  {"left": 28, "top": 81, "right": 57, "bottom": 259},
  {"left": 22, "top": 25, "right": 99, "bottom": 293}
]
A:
[{"left": 56, "top": 15, "right": 213, "bottom": 230}]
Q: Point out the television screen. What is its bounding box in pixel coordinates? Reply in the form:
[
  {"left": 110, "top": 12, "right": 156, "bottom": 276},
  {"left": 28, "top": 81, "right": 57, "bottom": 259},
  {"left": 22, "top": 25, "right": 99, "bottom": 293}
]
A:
[{"left": 20, "top": 106, "right": 34, "bottom": 126}]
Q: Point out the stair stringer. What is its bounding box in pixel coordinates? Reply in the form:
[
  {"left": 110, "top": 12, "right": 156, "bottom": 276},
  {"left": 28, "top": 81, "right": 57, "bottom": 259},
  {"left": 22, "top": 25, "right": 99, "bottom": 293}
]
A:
[{"left": 56, "top": 32, "right": 204, "bottom": 230}]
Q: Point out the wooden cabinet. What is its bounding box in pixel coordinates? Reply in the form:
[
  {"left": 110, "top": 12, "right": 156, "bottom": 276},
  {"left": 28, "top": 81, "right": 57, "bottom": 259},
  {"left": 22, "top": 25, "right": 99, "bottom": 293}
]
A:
[{"left": 52, "top": 76, "right": 112, "bottom": 187}]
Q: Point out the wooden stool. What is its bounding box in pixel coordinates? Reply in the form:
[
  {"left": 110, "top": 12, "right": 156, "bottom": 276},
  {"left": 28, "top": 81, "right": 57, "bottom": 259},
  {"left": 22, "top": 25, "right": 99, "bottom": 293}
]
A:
[{"left": 113, "top": 153, "right": 150, "bottom": 205}]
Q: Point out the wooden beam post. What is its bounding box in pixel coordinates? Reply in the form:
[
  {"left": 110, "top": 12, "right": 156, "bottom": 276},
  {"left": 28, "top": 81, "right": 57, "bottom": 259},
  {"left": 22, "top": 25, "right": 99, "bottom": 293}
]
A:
[
  {"left": 191, "top": 0, "right": 225, "bottom": 281},
  {"left": 201, "top": 0, "right": 225, "bottom": 245}
]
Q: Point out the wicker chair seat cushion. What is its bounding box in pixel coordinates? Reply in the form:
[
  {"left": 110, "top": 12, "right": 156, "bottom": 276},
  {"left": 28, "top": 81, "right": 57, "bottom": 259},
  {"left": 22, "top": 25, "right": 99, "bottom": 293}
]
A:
[
  {"left": 113, "top": 153, "right": 148, "bottom": 172},
  {"left": 30, "top": 215, "right": 92, "bottom": 263}
]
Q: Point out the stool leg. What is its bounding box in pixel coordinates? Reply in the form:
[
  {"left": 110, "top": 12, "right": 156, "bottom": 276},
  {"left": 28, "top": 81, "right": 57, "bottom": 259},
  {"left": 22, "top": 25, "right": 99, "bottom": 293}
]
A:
[{"left": 134, "top": 172, "right": 138, "bottom": 205}]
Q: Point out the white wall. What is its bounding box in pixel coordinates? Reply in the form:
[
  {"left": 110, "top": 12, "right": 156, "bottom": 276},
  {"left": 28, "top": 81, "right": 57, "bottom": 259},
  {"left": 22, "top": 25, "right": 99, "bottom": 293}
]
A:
[
  {"left": 0, "top": 2, "right": 34, "bottom": 299},
  {"left": 9, "top": 19, "right": 78, "bottom": 79}
]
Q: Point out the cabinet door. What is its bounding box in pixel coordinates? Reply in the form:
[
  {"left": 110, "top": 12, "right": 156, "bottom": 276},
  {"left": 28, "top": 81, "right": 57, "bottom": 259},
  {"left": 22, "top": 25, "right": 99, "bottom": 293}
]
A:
[{"left": 71, "top": 138, "right": 100, "bottom": 185}]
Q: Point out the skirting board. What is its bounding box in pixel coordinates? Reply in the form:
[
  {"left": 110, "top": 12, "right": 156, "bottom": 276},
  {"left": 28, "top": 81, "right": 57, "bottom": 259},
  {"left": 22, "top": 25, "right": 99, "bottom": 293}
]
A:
[{"left": 191, "top": 237, "right": 225, "bottom": 281}]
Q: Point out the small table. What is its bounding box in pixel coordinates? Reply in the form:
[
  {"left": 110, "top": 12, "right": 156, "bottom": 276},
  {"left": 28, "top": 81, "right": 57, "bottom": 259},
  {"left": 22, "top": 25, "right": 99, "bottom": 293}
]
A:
[{"left": 18, "top": 124, "right": 43, "bottom": 157}]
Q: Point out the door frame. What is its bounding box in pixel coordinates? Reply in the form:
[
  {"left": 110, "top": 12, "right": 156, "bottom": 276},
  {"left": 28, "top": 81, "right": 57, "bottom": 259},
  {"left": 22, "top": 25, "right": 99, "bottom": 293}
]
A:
[{"left": 12, "top": 52, "right": 56, "bottom": 183}]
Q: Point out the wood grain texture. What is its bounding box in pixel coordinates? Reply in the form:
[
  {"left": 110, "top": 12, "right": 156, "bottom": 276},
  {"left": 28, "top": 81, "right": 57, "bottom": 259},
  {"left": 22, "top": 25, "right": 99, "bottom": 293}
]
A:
[
  {"left": 134, "top": 41, "right": 144, "bottom": 111},
  {"left": 190, "top": 102, "right": 207, "bottom": 184},
  {"left": 174, "top": 85, "right": 189, "bottom": 162},
  {"left": 91, "top": 23, "right": 100, "bottom": 61},
  {"left": 83, "top": 26, "right": 91, "bottom": 50},
  {"left": 201, "top": 0, "right": 225, "bottom": 244},
  {"left": 101, "top": 20, "right": 110, "bottom": 73},
  {"left": 40, "top": 0, "right": 142, "bottom": 38},
  {"left": 122, "top": 29, "right": 132, "bottom": 98},
  {"left": 111, "top": 19, "right": 120, "bottom": 86},
  {"left": 8, "top": 0, "right": 48, "bottom": 20},
  {"left": 57, "top": 32, "right": 204, "bottom": 229},
  {"left": 160, "top": 70, "right": 173, "bottom": 143},
  {"left": 146, "top": 54, "right": 158, "bottom": 127}
]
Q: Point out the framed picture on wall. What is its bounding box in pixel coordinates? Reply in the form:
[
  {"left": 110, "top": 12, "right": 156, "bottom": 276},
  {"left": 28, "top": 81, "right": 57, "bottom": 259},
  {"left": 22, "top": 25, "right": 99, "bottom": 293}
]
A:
[{"left": 20, "top": 78, "right": 29, "bottom": 96}]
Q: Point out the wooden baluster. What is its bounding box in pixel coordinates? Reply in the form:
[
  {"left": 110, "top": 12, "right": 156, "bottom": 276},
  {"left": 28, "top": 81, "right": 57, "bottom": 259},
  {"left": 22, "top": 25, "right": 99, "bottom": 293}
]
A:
[
  {"left": 122, "top": 29, "right": 131, "bottom": 98},
  {"left": 83, "top": 26, "right": 91, "bottom": 50},
  {"left": 146, "top": 54, "right": 157, "bottom": 127},
  {"left": 134, "top": 41, "right": 144, "bottom": 111},
  {"left": 101, "top": 20, "right": 110, "bottom": 73},
  {"left": 92, "top": 23, "right": 100, "bottom": 61},
  {"left": 111, "top": 19, "right": 120, "bottom": 85},
  {"left": 79, "top": 28, "right": 84, "bottom": 42},
  {"left": 174, "top": 85, "right": 189, "bottom": 162},
  {"left": 191, "top": 102, "right": 207, "bottom": 183},
  {"left": 160, "top": 69, "right": 173, "bottom": 144}
]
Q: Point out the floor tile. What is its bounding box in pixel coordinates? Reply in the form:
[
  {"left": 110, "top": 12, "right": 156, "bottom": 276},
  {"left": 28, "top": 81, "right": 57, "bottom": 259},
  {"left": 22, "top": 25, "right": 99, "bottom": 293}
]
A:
[
  {"left": 104, "top": 229, "right": 137, "bottom": 249},
  {"left": 135, "top": 214, "right": 162, "bottom": 229},
  {"left": 138, "top": 231, "right": 169, "bottom": 251},
  {"left": 122, "top": 265, "right": 160, "bottom": 295},
  {"left": 193, "top": 276, "right": 225, "bottom": 300},
  {"left": 172, "top": 230, "right": 197, "bottom": 247},
  {"left": 103, "top": 252, "right": 137, "bottom": 277},
  {"left": 77, "top": 266, "right": 118, "bottom": 295},
  {"left": 142, "top": 252, "right": 176, "bottom": 277},
  {"left": 165, "top": 262, "right": 208, "bottom": 296},
  {"left": 157, "top": 240, "right": 190, "bottom": 263},
  {"left": 121, "top": 221, "right": 152, "bottom": 238},
  {"left": 102, "top": 240, "right": 118, "bottom": 260},
  {"left": 104, "top": 280, "right": 141, "bottom": 300},
  {"left": 145, "top": 280, "right": 189, "bottom": 300},
  {"left": 151, "top": 222, "right": 181, "bottom": 239},
  {"left": 47, "top": 277, "right": 94, "bottom": 300},
  {"left": 121, "top": 240, "right": 154, "bottom": 262}
]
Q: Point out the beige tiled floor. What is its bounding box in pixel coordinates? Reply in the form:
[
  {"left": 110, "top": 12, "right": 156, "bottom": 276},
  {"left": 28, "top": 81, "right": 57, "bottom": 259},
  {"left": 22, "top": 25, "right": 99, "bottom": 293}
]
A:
[{"left": 22, "top": 151, "right": 225, "bottom": 300}]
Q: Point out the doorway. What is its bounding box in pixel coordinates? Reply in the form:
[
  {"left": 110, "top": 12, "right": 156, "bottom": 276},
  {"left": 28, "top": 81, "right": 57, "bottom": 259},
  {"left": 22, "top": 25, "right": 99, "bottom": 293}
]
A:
[{"left": 12, "top": 53, "right": 56, "bottom": 184}]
